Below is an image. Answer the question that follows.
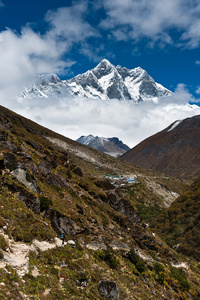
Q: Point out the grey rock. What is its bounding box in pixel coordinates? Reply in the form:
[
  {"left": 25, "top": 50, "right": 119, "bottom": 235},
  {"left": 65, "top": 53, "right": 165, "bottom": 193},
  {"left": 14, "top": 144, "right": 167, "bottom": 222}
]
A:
[
  {"left": 98, "top": 280, "right": 119, "bottom": 300},
  {"left": 0, "top": 131, "right": 8, "bottom": 141},
  {"left": 46, "top": 173, "right": 69, "bottom": 188},
  {"left": 44, "top": 208, "right": 83, "bottom": 235},
  {"left": 13, "top": 168, "right": 39, "bottom": 194},
  {"left": 17, "top": 192, "right": 40, "bottom": 214},
  {"left": 39, "top": 160, "right": 52, "bottom": 176}
]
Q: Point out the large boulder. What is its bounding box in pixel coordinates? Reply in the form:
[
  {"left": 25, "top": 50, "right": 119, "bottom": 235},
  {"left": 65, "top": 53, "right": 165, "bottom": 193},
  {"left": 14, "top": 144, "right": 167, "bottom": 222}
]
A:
[{"left": 98, "top": 280, "right": 119, "bottom": 300}]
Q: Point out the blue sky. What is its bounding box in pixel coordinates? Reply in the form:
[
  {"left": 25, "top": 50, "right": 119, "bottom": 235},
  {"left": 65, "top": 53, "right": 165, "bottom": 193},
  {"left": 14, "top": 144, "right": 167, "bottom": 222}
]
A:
[
  {"left": 0, "top": 0, "right": 200, "bottom": 147},
  {"left": 0, "top": 0, "right": 200, "bottom": 98}
]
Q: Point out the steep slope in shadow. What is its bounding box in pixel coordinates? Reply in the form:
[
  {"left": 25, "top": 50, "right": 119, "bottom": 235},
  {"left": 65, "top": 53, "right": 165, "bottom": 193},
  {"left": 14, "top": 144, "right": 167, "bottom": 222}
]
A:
[{"left": 121, "top": 115, "right": 200, "bottom": 180}]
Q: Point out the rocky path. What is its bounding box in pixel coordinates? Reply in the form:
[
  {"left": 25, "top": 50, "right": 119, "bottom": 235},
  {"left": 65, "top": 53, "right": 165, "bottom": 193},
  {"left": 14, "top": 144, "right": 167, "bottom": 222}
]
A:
[{"left": 0, "top": 229, "right": 63, "bottom": 276}]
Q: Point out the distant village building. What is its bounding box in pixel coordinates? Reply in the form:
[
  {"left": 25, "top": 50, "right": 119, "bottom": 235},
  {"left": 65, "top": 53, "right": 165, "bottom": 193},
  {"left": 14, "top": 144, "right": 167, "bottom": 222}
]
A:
[
  {"left": 103, "top": 175, "right": 121, "bottom": 180},
  {"left": 126, "top": 178, "right": 136, "bottom": 184}
]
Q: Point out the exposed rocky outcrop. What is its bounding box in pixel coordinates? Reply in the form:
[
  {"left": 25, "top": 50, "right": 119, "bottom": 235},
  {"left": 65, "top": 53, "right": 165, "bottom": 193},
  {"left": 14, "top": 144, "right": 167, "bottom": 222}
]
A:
[
  {"left": 44, "top": 208, "right": 83, "bottom": 235},
  {"left": 98, "top": 280, "right": 119, "bottom": 300},
  {"left": 103, "top": 191, "right": 141, "bottom": 224},
  {"left": 13, "top": 168, "right": 40, "bottom": 194}
]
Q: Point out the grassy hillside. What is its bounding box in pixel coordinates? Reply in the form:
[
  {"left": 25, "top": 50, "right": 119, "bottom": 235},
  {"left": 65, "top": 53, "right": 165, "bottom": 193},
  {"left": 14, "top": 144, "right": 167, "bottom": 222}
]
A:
[
  {"left": 152, "top": 176, "right": 200, "bottom": 260},
  {"left": 0, "top": 105, "right": 199, "bottom": 299}
]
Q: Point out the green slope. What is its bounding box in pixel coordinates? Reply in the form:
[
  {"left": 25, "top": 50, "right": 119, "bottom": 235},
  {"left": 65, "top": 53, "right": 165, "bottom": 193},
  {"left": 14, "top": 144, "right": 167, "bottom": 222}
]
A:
[{"left": 152, "top": 176, "right": 200, "bottom": 260}]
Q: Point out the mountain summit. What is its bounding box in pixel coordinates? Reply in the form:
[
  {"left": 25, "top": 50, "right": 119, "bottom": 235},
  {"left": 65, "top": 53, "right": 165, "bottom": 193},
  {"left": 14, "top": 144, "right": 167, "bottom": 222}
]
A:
[
  {"left": 76, "top": 134, "right": 130, "bottom": 157},
  {"left": 21, "top": 59, "right": 172, "bottom": 102}
]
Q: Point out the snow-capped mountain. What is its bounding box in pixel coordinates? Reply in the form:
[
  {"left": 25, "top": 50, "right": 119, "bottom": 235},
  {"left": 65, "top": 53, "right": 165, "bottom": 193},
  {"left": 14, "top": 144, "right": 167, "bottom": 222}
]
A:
[
  {"left": 20, "top": 59, "right": 173, "bottom": 102},
  {"left": 76, "top": 134, "right": 130, "bottom": 157}
]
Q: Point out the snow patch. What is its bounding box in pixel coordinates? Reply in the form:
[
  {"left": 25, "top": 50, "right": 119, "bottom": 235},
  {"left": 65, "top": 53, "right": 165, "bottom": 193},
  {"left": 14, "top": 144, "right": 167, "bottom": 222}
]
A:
[{"left": 167, "top": 120, "right": 182, "bottom": 131}]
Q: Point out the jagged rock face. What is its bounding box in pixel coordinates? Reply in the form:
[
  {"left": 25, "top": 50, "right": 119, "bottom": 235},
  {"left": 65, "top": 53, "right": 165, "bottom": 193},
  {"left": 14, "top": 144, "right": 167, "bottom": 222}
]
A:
[
  {"left": 121, "top": 115, "right": 200, "bottom": 179},
  {"left": 20, "top": 59, "right": 172, "bottom": 102},
  {"left": 98, "top": 281, "right": 119, "bottom": 300},
  {"left": 44, "top": 208, "right": 83, "bottom": 235},
  {"left": 76, "top": 134, "right": 130, "bottom": 157},
  {"left": 107, "top": 137, "right": 130, "bottom": 152},
  {"left": 104, "top": 192, "right": 141, "bottom": 224},
  {"left": 67, "top": 59, "right": 172, "bottom": 101}
]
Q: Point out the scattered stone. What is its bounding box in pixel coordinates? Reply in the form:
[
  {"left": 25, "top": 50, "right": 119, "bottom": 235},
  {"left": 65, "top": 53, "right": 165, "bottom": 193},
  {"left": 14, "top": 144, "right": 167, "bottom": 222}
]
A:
[
  {"left": 73, "top": 166, "right": 83, "bottom": 177},
  {"left": 43, "top": 289, "right": 51, "bottom": 296},
  {"left": 25, "top": 140, "right": 41, "bottom": 150},
  {"left": 68, "top": 240, "right": 76, "bottom": 247},
  {"left": 98, "top": 280, "right": 119, "bottom": 300},
  {"left": 32, "top": 266, "right": 40, "bottom": 277},
  {"left": 86, "top": 243, "right": 106, "bottom": 251},
  {"left": 76, "top": 203, "right": 85, "bottom": 214},
  {"left": 0, "top": 131, "right": 8, "bottom": 141}
]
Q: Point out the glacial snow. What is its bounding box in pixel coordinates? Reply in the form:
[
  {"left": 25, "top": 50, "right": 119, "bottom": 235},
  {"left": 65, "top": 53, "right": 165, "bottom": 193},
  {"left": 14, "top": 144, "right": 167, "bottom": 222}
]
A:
[{"left": 20, "top": 59, "right": 173, "bottom": 102}]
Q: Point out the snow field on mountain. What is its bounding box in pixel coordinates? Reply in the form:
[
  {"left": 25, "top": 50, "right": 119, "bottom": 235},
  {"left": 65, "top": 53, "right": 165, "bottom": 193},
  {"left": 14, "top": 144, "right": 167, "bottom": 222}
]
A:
[{"left": 0, "top": 59, "right": 198, "bottom": 149}]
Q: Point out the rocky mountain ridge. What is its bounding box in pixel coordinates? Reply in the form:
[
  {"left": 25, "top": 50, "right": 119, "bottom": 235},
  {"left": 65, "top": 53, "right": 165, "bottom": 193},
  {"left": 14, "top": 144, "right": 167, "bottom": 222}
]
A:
[
  {"left": 121, "top": 114, "right": 200, "bottom": 180},
  {"left": 20, "top": 59, "right": 173, "bottom": 102},
  {"left": 76, "top": 134, "right": 130, "bottom": 157}
]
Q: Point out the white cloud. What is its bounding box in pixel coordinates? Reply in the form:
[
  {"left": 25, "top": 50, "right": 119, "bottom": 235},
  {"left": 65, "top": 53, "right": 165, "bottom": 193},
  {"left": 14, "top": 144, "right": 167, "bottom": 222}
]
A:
[
  {"left": 101, "top": 0, "right": 200, "bottom": 48},
  {"left": 0, "top": 1, "right": 199, "bottom": 150},
  {"left": 9, "top": 87, "right": 200, "bottom": 149},
  {"left": 45, "top": 2, "right": 98, "bottom": 48},
  {"left": 0, "top": 2, "right": 100, "bottom": 101},
  {"left": 172, "top": 83, "right": 195, "bottom": 103}
]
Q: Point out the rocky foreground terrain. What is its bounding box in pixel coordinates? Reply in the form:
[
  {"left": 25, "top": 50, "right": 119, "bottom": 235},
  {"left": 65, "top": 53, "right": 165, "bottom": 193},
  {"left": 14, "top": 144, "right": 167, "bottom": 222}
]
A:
[{"left": 0, "top": 105, "right": 199, "bottom": 299}]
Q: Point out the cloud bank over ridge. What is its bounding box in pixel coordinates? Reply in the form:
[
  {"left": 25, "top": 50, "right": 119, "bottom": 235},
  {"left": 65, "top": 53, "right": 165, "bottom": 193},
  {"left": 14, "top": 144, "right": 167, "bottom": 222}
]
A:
[
  {"left": 9, "top": 84, "right": 199, "bottom": 148},
  {"left": 0, "top": 1, "right": 199, "bottom": 148}
]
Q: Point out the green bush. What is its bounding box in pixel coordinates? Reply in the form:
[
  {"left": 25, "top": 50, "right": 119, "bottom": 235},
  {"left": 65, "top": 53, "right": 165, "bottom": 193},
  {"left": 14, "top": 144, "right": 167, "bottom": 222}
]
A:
[
  {"left": 0, "top": 235, "right": 8, "bottom": 250},
  {"left": 170, "top": 267, "right": 190, "bottom": 291},
  {"left": 0, "top": 250, "right": 4, "bottom": 259},
  {"left": 66, "top": 169, "right": 72, "bottom": 179},
  {"left": 135, "top": 261, "right": 146, "bottom": 273},
  {"left": 128, "top": 248, "right": 146, "bottom": 274},
  {"left": 39, "top": 195, "right": 53, "bottom": 212},
  {"left": 154, "top": 262, "right": 165, "bottom": 274},
  {"left": 153, "top": 262, "right": 165, "bottom": 284},
  {"left": 98, "top": 246, "right": 119, "bottom": 269}
]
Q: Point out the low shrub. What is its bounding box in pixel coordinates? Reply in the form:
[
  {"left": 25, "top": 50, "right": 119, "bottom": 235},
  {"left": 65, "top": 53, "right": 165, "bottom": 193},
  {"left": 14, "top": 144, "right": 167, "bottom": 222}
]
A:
[
  {"left": 39, "top": 195, "right": 53, "bottom": 212},
  {"left": 98, "top": 246, "right": 119, "bottom": 269},
  {"left": 0, "top": 235, "right": 8, "bottom": 250},
  {"left": 128, "top": 248, "right": 146, "bottom": 274},
  {"left": 170, "top": 267, "right": 190, "bottom": 291},
  {"left": 153, "top": 262, "right": 165, "bottom": 284}
]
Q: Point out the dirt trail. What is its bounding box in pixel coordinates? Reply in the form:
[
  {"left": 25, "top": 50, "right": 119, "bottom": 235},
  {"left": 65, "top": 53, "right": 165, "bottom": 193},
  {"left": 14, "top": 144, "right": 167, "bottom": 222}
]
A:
[{"left": 0, "top": 229, "right": 63, "bottom": 276}]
